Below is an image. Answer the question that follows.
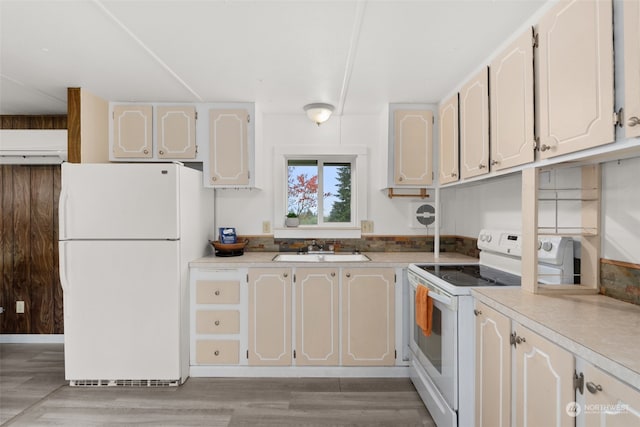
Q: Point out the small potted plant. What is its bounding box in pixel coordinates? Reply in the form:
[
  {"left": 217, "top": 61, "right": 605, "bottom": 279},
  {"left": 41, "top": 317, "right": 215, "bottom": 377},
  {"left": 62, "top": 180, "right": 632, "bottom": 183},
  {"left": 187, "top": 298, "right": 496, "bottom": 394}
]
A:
[{"left": 285, "top": 211, "right": 299, "bottom": 227}]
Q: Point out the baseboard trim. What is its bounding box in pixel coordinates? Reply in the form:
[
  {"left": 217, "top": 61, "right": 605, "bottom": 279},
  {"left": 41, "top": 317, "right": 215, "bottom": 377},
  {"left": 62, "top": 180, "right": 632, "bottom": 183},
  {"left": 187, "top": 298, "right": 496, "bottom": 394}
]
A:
[{"left": 0, "top": 334, "right": 64, "bottom": 344}]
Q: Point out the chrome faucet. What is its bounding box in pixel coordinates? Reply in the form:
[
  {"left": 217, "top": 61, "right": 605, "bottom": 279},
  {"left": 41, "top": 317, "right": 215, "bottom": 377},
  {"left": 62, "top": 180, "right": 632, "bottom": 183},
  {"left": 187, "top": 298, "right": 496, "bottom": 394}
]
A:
[{"left": 308, "top": 240, "right": 334, "bottom": 254}]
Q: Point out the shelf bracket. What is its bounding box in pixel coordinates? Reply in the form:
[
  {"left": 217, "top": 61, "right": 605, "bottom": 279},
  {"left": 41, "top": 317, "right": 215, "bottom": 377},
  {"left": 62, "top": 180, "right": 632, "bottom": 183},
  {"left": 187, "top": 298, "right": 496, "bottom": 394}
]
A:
[{"left": 387, "top": 188, "right": 430, "bottom": 199}]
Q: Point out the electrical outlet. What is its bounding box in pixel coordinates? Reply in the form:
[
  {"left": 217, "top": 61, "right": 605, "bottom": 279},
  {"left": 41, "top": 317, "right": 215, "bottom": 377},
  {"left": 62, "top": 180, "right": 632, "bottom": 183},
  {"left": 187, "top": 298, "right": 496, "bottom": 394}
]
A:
[
  {"left": 16, "top": 301, "right": 25, "bottom": 314},
  {"left": 262, "top": 221, "right": 271, "bottom": 234},
  {"left": 361, "top": 220, "right": 374, "bottom": 234}
]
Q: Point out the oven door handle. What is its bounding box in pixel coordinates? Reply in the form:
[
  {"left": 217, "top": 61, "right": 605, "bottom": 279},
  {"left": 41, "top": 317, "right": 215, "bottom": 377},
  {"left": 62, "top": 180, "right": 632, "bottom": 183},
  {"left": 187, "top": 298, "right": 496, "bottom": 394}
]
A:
[{"left": 410, "top": 280, "right": 455, "bottom": 308}]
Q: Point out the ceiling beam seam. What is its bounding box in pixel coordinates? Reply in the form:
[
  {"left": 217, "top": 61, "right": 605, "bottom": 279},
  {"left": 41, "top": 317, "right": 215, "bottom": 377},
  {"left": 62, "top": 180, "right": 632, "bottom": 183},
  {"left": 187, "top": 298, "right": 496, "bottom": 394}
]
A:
[
  {"left": 0, "top": 74, "right": 67, "bottom": 105},
  {"left": 337, "top": 0, "right": 367, "bottom": 116},
  {"left": 92, "top": 0, "right": 203, "bottom": 101}
]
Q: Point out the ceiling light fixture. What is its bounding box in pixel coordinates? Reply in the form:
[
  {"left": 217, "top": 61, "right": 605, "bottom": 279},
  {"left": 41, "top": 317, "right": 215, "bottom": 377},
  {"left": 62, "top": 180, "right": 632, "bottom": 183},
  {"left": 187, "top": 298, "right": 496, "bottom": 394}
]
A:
[{"left": 304, "top": 103, "right": 334, "bottom": 126}]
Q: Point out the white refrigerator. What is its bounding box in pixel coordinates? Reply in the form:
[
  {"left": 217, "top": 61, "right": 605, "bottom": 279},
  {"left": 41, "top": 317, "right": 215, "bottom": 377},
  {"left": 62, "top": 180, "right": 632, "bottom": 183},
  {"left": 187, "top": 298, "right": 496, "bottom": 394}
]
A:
[{"left": 59, "top": 162, "right": 214, "bottom": 385}]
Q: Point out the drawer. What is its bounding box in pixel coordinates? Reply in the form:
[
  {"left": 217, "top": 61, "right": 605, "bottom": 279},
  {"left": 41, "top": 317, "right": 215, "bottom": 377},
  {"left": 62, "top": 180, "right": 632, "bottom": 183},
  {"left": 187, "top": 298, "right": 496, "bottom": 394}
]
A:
[
  {"left": 196, "top": 310, "right": 240, "bottom": 334},
  {"left": 196, "top": 340, "right": 239, "bottom": 364},
  {"left": 196, "top": 280, "right": 240, "bottom": 304}
]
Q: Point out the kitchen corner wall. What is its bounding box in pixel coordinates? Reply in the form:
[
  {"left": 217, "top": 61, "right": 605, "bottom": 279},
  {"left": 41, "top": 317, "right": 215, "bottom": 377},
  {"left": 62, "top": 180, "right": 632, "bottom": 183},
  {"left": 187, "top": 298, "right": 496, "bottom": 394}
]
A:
[
  {"left": 214, "top": 111, "right": 438, "bottom": 237},
  {"left": 441, "top": 155, "right": 640, "bottom": 305}
]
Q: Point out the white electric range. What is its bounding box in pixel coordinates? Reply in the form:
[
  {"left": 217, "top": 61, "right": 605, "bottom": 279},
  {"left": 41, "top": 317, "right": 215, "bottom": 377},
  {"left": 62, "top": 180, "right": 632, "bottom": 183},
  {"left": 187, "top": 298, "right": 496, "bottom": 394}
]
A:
[{"left": 407, "top": 229, "right": 574, "bottom": 427}]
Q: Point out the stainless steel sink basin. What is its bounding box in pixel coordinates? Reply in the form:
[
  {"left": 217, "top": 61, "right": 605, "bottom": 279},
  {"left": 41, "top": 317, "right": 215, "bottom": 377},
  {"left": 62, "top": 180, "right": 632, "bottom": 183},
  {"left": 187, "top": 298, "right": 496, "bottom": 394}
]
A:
[{"left": 272, "top": 253, "right": 370, "bottom": 262}]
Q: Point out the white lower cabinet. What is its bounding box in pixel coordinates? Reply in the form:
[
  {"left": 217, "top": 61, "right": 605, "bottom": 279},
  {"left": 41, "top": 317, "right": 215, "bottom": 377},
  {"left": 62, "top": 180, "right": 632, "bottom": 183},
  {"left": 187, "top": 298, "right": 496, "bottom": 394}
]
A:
[
  {"left": 475, "top": 300, "right": 639, "bottom": 427},
  {"left": 190, "top": 268, "right": 244, "bottom": 366},
  {"left": 191, "top": 265, "right": 397, "bottom": 370},
  {"left": 295, "top": 268, "right": 340, "bottom": 366},
  {"left": 580, "top": 362, "right": 640, "bottom": 427},
  {"left": 513, "top": 322, "right": 575, "bottom": 427},
  {"left": 341, "top": 267, "right": 396, "bottom": 366},
  {"left": 475, "top": 302, "right": 511, "bottom": 427},
  {"left": 248, "top": 267, "right": 292, "bottom": 366}
]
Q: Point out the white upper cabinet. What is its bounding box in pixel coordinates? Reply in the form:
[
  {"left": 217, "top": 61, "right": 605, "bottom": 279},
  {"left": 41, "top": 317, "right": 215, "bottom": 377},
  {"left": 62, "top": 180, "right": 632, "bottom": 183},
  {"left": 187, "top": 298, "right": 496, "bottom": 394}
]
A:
[
  {"left": 112, "top": 105, "right": 153, "bottom": 159},
  {"left": 623, "top": 0, "right": 640, "bottom": 138},
  {"left": 156, "top": 106, "right": 196, "bottom": 159},
  {"left": 490, "top": 28, "right": 535, "bottom": 171},
  {"left": 392, "top": 109, "right": 434, "bottom": 186},
  {"left": 460, "top": 67, "right": 490, "bottom": 179},
  {"left": 438, "top": 95, "right": 459, "bottom": 184},
  {"left": 535, "top": 0, "right": 614, "bottom": 159},
  {"left": 207, "top": 109, "right": 251, "bottom": 187}
]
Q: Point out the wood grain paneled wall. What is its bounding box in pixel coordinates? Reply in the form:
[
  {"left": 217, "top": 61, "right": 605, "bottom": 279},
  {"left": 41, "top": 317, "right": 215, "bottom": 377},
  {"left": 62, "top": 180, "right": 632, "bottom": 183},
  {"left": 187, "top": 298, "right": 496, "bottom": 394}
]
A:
[{"left": 1, "top": 115, "right": 65, "bottom": 334}]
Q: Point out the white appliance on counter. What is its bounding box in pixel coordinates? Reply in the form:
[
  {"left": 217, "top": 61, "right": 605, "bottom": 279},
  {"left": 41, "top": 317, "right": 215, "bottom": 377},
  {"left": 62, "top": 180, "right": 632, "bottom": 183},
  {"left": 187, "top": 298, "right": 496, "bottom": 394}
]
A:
[
  {"left": 407, "top": 229, "right": 574, "bottom": 427},
  {"left": 59, "top": 162, "right": 214, "bottom": 386}
]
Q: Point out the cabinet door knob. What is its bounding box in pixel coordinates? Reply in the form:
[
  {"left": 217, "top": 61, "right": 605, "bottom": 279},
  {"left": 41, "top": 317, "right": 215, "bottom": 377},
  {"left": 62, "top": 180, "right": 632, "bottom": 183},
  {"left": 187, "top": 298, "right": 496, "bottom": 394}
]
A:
[
  {"left": 212, "top": 176, "right": 217, "bottom": 182},
  {"left": 479, "top": 163, "right": 486, "bottom": 169},
  {"left": 214, "top": 290, "right": 220, "bottom": 296},
  {"left": 540, "top": 144, "right": 551, "bottom": 152},
  {"left": 515, "top": 335, "right": 526, "bottom": 345},
  {"left": 143, "top": 149, "right": 149, "bottom": 154},
  {"left": 451, "top": 172, "right": 457, "bottom": 178},
  {"left": 214, "top": 350, "right": 220, "bottom": 356},
  {"left": 283, "top": 273, "right": 288, "bottom": 278},
  {"left": 398, "top": 176, "right": 404, "bottom": 182},
  {"left": 214, "top": 320, "right": 220, "bottom": 326},
  {"left": 586, "top": 382, "right": 603, "bottom": 394},
  {"left": 629, "top": 116, "right": 640, "bottom": 127},
  {"left": 473, "top": 309, "right": 482, "bottom": 316},
  {"left": 331, "top": 272, "right": 336, "bottom": 277},
  {"left": 491, "top": 160, "right": 499, "bottom": 166},
  {"left": 346, "top": 273, "right": 351, "bottom": 278},
  {"left": 159, "top": 150, "right": 164, "bottom": 155}
]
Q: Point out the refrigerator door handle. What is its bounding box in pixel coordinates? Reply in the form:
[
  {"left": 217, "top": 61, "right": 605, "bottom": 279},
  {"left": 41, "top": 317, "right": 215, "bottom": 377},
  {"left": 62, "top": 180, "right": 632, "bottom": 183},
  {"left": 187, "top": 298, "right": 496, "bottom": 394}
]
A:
[
  {"left": 59, "top": 242, "right": 71, "bottom": 321},
  {"left": 59, "top": 189, "right": 69, "bottom": 240}
]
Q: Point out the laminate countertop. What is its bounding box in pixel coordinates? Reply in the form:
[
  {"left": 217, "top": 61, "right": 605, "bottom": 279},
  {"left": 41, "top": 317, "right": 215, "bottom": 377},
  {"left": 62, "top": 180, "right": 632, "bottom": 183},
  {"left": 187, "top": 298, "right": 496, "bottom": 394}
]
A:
[
  {"left": 472, "top": 287, "right": 640, "bottom": 390},
  {"left": 189, "top": 251, "right": 478, "bottom": 268}
]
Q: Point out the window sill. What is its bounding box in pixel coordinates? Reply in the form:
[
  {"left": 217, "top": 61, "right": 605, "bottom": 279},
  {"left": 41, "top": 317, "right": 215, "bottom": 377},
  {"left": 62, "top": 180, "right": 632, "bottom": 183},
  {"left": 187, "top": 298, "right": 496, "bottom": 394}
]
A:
[{"left": 273, "top": 227, "right": 362, "bottom": 239}]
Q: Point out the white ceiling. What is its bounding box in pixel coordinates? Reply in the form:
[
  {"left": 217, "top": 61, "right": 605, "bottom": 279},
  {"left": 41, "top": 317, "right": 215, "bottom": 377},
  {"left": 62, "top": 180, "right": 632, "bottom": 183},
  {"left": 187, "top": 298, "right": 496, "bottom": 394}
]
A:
[{"left": 0, "top": 0, "right": 547, "bottom": 116}]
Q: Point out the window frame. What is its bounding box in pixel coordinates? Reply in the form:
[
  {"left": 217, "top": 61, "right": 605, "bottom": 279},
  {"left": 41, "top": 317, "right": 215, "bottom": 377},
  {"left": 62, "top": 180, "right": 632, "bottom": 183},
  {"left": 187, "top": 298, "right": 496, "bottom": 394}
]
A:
[{"left": 274, "top": 145, "right": 368, "bottom": 239}]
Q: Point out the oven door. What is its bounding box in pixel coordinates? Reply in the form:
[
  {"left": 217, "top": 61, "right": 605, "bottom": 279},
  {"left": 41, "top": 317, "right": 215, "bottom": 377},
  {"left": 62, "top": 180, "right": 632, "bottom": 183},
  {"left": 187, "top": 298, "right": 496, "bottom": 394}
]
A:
[{"left": 409, "top": 272, "right": 458, "bottom": 410}]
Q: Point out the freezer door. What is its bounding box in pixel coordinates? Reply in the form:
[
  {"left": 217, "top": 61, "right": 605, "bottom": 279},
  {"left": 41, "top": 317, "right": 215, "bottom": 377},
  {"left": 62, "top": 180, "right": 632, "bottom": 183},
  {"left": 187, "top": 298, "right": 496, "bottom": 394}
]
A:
[
  {"left": 60, "top": 240, "right": 183, "bottom": 381},
  {"left": 59, "top": 163, "right": 180, "bottom": 240}
]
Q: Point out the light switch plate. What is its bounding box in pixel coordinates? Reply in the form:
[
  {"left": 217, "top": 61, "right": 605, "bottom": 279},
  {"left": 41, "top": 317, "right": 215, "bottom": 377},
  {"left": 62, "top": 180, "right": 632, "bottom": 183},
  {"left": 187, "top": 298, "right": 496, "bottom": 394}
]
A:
[
  {"left": 262, "top": 221, "right": 271, "bottom": 234},
  {"left": 361, "top": 220, "right": 374, "bottom": 233},
  {"left": 16, "top": 301, "right": 24, "bottom": 314}
]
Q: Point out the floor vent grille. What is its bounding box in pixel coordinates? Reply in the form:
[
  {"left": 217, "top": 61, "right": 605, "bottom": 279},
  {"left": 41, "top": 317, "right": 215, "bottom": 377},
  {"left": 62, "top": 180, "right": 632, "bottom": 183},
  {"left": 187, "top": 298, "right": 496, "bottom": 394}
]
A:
[{"left": 70, "top": 379, "right": 179, "bottom": 387}]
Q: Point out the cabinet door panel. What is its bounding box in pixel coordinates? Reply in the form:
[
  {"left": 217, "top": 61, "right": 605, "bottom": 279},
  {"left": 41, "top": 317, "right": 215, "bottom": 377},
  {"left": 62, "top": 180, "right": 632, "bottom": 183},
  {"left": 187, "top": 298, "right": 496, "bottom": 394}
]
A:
[
  {"left": 156, "top": 106, "right": 196, "bottom": 159},
  {"left": 624, "top": 0, "right": 640, "bottom": 138},
  {"left": 394, "top": 110, "right": 433, "bottom": 185},
  {"left": 209, "top": 109, "right": 249, "bottom": 186},
  {"left": 112, "top": 105, "right": 152, "bottom": 158},
  {"left": 490, "top": 28, "right": 534, "bottom": 170},
  {"left": 439, "top": 95, "right": 459, "bottom": 184},
  {"left": 475, "top": 302, "right": 511, "bottom": 427},
  {"left": 584, "top": 363, "right": 640, "bottom": 427},
  {"left": 536, "top": 0, "right": 614, "bottom": 158},
  {"left": 460, "top": 67, "right": 489, "bottom": 178},
  {"left": 248, "top": 268, "right": 291, "bottom": 365},
  {"left": 514, "top": 323, "right": 574, "bottom": 427},
  {"left": 341, "top": 268, "right": 395, "bottom": 366},
  {"left": 295, "top": 268, "right": 339, "bottom": 366}
]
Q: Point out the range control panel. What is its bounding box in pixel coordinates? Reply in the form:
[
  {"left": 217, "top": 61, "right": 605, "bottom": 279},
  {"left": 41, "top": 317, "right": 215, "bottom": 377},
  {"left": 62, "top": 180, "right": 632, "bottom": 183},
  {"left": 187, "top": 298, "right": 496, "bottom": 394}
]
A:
[{"left": 477, "top": 229, "right": 573, "bottom": 265}]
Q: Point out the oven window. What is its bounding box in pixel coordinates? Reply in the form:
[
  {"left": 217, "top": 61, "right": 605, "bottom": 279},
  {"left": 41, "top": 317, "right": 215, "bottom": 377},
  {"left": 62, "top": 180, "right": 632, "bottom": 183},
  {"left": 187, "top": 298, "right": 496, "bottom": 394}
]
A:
[{"left": 414, "top": 303, "right": 443, "bottom": 373}]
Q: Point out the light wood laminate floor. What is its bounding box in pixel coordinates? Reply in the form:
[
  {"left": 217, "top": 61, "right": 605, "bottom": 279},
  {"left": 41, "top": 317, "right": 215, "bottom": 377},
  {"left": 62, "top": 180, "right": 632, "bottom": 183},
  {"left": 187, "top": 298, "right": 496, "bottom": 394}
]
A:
[{"left": 0, "top": 344, "right": 435, "bottom": 426}]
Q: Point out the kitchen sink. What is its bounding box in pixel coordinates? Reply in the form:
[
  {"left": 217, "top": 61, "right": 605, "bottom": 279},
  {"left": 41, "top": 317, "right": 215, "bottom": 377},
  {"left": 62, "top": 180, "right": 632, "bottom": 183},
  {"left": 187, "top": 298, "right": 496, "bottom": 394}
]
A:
[{"left": 272, "top": 253, "right": 370, "bottom": 262}]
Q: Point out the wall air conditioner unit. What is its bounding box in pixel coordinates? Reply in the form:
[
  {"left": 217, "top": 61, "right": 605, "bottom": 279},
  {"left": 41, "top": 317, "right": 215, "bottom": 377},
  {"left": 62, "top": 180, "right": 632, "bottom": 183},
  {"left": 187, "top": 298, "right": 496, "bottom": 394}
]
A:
[{"left": 0, "top": 129, "right": 68, "bottom": 164}]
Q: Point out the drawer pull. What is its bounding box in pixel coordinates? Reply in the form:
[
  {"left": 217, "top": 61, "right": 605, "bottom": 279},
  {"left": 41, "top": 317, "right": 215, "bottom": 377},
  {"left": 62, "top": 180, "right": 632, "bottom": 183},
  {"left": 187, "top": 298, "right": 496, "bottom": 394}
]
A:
[
  {"left": 214, "top": 350, "right": 220, "bottom": 356},
  {"left": 473, "top": 309, "right": 482, "bottom": 316},
  {"left": 214, "top": 290, "right": 220, "bottom": 296},
  {"left": 214, "top": 320, "right": 220, "bottom": 326}
]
